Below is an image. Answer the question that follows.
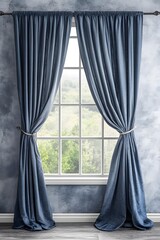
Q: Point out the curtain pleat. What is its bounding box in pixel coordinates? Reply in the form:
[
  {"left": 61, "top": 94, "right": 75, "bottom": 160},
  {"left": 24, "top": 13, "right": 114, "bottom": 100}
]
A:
[
  {"left": 13, "top": 11, "right": 72, "bottom": 230},
  {"left": 75, "top": 12, "right": 153, "bottom": 231}
]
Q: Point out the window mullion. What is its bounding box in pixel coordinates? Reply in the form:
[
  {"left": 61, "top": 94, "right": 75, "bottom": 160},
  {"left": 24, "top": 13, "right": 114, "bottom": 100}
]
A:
[
  {"left": 79, "top": 53, "right": 82, "bottom": 176},
  {"left": 59, "top": 81, "right": 62, "bottom": 176},
  {"left": 102, "top": 119, "right": 104, "bottom": 176}
]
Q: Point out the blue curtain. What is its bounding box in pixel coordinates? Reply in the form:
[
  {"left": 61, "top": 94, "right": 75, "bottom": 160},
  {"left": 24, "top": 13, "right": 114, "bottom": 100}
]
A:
[
  {"left": 75, "top": 12, "right": 153, "bottom": 231},
  {"left": 13, "top": 11, "right": 72, "bottom": 230}
]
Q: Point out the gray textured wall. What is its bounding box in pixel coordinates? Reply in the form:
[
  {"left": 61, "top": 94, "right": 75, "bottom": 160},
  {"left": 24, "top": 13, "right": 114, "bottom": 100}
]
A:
[{"left": 0, "top": 0, "right": 160, "bottom": 214}]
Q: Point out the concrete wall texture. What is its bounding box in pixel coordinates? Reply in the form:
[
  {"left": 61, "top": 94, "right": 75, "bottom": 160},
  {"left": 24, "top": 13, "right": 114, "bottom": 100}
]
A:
[{"left": 0, "top": 0, "right": 160, "bottom": 213}]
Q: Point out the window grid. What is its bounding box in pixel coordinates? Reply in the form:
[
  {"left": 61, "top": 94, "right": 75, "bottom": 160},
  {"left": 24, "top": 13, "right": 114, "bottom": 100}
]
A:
[
  {"left": 102, "top": 117, "right": 104, "bottom": 176},
  {"left": 79, "top": 52, "right": 82, "bottom": 176},
  {"left": 37, "top": 27, "right": 119, "bottom": 177},
  {"left": 58, "top": 81, "right": 61, "bottom": 176}
]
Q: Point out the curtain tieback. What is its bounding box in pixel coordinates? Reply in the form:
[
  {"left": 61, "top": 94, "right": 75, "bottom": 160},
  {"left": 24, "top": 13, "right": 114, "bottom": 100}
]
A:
[
  {"left": 16, "top": 126, "right": 36, "bottom": 136},
  {"left": 120, "top": 126, "right": 136, "bottom": 135}
]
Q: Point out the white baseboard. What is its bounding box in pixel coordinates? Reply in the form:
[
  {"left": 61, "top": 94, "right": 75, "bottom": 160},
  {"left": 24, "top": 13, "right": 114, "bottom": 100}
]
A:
[
  {"left": 0, "top": 213, "right": 98, "bottom": 223},
  {"left": 0, "top": 213, "right": 160, "bottom": 223},
  {"left": 54, "top": 213, "right": 98, "bottom": 222},
  {"left": 147, "top": 213, "right": 160, "bottom": 223}
]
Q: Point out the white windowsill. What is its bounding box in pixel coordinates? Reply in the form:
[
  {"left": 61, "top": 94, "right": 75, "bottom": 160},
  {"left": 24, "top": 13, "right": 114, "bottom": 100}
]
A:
[{"left": 45, "top": 176, "right": 108, "bottom": 185}]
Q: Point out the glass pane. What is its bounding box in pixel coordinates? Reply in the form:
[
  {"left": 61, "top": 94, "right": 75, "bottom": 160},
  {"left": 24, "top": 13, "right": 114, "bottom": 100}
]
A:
[
  {"left": 61, "top": 106, "right": 79, "bottom": 136},
  {"left": 82, "top": 139, "right": 102, "bottom": 174},
  {"left": 62, "top": 140, "right": 79, "bottom": 174},
  {"left": 54, "top": 89, "right": 59, "bottom": 104},
  {"left": 82, "top": 106, "right": 102, "bottom": 136},
  {"left": 70, "top": 27, "right": 77, "bottom": 36},
  {"left": 37, "top": 139, "right": 59, "bottom": 174},
  {"left": 38, "top": 106, "right": 59, "bottom": 137},
  {"left": 81, "top": 60, "right": 83, "bottom": 68},
  {"left": 104, "top": 122, "right": 119, "bottom": 137},
  {"left": 61, "top": 69, "right": 79, "bottom": 104},
  {"left": 81, "top": 70, "right": 94, "bottom": 104},
  {"left": 64, "top": 39, "right": 79, "bottom": 67},
  {"left": 104, "top": 139, "right": 117, "bottom": 174}
]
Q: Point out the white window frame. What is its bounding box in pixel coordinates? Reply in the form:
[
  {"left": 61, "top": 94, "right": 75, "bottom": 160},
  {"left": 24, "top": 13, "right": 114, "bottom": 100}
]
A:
[{"left": 37, "top": 20, "right": 119, "bottom": 185}]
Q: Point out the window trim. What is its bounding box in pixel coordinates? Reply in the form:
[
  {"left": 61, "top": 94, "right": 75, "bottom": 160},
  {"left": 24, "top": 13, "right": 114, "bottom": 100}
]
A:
[{"left": 37, "top": 24, "right": 119, "bottom": 182}]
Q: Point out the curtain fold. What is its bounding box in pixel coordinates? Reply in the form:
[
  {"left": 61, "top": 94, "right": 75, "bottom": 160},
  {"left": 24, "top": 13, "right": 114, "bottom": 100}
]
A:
[
  {"left": 75, "top": 12, "right": 153, "bottom": 231},
  {"left": 13, "top": 11, "right": 72, "bottom": 230}
]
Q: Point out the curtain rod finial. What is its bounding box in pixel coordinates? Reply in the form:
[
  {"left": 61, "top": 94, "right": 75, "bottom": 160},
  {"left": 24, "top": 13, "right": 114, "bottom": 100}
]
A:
[
  {"left": 153, "top": 11, "right": 160, "bottom": 16},
  {"left": 0, "top": 11, "right": 4, "bottom": 16}
]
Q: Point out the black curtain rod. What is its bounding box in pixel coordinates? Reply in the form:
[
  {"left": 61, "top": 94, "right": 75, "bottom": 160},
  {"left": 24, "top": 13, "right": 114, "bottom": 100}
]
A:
[{"left": 0, "top": 10, "right": 160, "bottom": 16}]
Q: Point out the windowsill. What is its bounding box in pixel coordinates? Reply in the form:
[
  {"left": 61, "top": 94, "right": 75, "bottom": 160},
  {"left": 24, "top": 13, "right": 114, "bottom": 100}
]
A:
[{"left": 45, "top": 176, "right": 108, "bottom": 185}]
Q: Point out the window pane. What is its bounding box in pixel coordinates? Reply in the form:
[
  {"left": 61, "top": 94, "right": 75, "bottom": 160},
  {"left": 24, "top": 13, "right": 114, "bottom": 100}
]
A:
[
  {"left": 62, "top": 140, "right": 79, "bottom": 174},
  {"left": 81, "top": 70, "right": 94, "bottom": 104},
  {"left": 82, "top": 106, "right": 102, "bottom": 136},
  {"left": 37, "top": 139, "right": 59, "bottom": 174},
  {"left": 37, "top": 106, "right": 59, "bottom": 137},
  {"left": 104, "top": 123, "right": 119, "bottom": 137},
  {"left": 70, "top": 27, "right": 77, "bottom": 36},
  {"left": 61, "top": 69, "right": 79, "bottom": 104},
  {"left": 61, "top": 106, "right": 79, "bottom": 136},
  {"left": 64, "top": 39, "right": 79, "bottom": 67},
  {"left": 54, "top": 90, "right": 59, "bottom": 104},
  {"left": 104, "top": 139, "right": 117, "bottom": 174},
  {"left": 82, "top": 139, "right": 102, "bottom": 174}
]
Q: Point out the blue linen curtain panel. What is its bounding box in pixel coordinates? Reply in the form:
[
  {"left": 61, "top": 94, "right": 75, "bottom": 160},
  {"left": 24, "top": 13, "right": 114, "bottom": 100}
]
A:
[
  {"left": 75, "top": 12, "right": 153, "bottom": 231},
  {"left": 13, "top": 11, "right": 72, "bottom": 230}
]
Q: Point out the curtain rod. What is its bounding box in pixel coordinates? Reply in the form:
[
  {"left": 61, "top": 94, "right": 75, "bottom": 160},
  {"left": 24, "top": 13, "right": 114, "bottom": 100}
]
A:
[{"left": 0, "top": 10, "right": 160, "bottom": 16}]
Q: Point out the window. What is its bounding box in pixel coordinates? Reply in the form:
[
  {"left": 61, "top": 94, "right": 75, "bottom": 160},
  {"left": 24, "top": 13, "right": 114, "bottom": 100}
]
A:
[{"left": 37, "top": 25, "right": 119, "bottom": 181}]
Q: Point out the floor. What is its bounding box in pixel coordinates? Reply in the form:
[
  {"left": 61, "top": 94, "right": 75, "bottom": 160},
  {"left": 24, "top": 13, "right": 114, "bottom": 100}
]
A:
[{"left": 0, "top": 223, "right": 160, "bottom": 240}]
